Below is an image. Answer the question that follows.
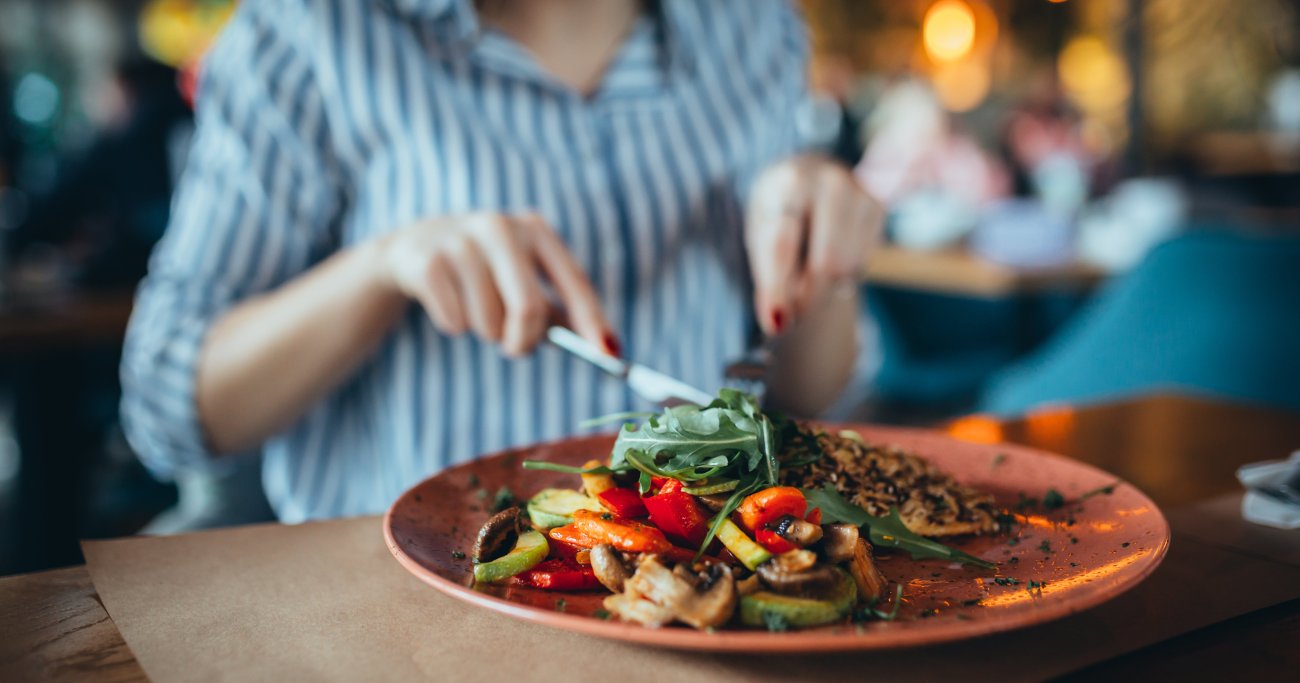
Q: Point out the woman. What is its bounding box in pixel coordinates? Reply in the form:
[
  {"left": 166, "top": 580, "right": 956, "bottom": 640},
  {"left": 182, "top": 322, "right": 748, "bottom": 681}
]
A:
[{"left": 121, "top": 0, "right": 881, "bottom": 522}]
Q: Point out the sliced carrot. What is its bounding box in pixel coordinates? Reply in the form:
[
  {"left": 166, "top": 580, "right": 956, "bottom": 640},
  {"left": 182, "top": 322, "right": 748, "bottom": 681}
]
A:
[
  {"left": 737, "top": 486, "right": 807, "bottom": 533},
  {"left": 547, "top": 524, "right": 601, "bottom": 549},
  {"left": 571, "top": 509, "right": 671, "bottom": 553}
]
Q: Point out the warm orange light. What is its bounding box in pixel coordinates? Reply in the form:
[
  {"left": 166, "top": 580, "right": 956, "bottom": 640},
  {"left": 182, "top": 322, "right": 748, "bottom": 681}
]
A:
[
  {"left": 1059, "top": 35, "right": 1130, "bottom": 111},
  {"left": 932, "top": 59, "right": 991, "bottom": 112},
  {"left": 1023, "top": 405, "right": 1076, "bottom": 451},
  {"left": 923, "top": 1, "right": 977, "bottom": 63},
  {"left": 947, "top": 415, "right": 1003, "bottom": 444}
]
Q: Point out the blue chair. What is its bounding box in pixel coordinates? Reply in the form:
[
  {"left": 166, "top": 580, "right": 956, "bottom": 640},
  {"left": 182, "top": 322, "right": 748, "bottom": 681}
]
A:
[{"left": 981, "top": 228, "right": 1300, "bottom": 415}]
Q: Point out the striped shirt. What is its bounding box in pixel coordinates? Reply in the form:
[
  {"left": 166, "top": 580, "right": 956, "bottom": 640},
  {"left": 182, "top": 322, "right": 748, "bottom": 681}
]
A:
[{"left": 121, "top": 0, "right": 809, "bottom": 522}]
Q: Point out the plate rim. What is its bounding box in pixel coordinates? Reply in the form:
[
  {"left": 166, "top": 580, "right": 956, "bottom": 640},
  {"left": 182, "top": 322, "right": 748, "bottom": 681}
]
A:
[{"left": 383, "top": 425, "right": 1171, "bottom": 652}]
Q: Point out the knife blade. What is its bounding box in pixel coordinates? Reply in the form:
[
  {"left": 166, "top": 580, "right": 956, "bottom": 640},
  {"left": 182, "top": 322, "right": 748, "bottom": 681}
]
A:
[{"left": 546, "top": 326, "right": 714, "bottom": 407}]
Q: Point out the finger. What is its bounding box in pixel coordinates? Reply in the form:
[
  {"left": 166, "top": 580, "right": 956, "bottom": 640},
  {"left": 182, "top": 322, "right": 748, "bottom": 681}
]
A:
[
  {"left": 451, "top": 238, "right": 505, "bottom": 343},
  {"left": 525, "top": 214, "right": 618, "bottom": 356},
  {"left": 803, "top": 172, "right": 856, "bottom": 311},
  {"left": 417, "top": 250, "right": 468, "bottom": 335},
  {"left": 746, "top": 184, "right": 811, "bottom": 336},
  {"left": 470, "top": 214, "right": 549, "bottom": 356}
]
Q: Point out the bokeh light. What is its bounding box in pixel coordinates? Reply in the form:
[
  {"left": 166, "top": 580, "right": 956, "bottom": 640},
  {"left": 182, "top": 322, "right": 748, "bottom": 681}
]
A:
[
  {"left": 13, "top": 73, "right": 60, "bottom": 125},
  {"left": 923, "top": 1, "right": 977, "bottom": 63},
  {"left": 1059, "top": 35, "right": 1131, "bottom": 111},
  {"left": 932, "top": 59, "right": 991, "bottom": 112}
]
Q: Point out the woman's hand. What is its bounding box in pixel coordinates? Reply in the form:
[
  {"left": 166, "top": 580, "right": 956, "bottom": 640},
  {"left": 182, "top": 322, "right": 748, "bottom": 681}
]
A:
[
  {"left": 379, "top": 212, "right": 617, "bottom": 357},
  {"left": 745, "top": 155, "right": 884, "bottom": 335}
]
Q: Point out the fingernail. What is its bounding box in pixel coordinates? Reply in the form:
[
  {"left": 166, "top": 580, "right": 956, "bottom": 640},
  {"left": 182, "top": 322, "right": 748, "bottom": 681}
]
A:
[
  {"left": 603, "top": 333, "right": 622, "bottom": 358},
  {"left": 771, "top": 308, "right": 786, "bottom": 334}
]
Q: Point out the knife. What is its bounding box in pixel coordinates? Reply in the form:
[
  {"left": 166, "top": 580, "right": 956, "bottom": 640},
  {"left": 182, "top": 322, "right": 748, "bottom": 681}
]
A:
[{"left": 546, "top": 326, "right": 715, "bottom": 407}]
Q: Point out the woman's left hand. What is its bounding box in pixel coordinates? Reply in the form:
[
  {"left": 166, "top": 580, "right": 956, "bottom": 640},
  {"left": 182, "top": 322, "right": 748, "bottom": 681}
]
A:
[{"left": 744, "top": 155, "right": 884, "bottom": 336}]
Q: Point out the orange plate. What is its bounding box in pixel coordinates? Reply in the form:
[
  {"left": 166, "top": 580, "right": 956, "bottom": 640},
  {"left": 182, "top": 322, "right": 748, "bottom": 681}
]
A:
[{"left": 384, "top": 426, "right": 1169, "bottom": 652}]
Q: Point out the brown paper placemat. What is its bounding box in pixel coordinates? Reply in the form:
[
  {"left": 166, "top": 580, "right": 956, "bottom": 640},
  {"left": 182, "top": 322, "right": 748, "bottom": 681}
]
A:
[{"left": 83, "top": 509, "right": 1300, "bottom": 683}]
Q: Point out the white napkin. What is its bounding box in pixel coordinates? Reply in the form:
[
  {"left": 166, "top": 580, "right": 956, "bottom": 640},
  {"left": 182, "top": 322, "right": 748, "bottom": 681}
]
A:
[{"left": 1237, "top": 451, "right": 1300, "bottom": 530}]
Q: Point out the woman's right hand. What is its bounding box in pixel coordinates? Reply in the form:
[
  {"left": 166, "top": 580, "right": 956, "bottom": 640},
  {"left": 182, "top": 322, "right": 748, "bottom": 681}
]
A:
[{"left": 378, "top": 212, "right": 618, "bottom": 357}]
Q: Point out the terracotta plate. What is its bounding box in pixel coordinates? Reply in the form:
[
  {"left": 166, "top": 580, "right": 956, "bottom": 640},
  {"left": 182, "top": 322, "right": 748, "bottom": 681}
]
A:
[{"left": 384, "top": 426, "right": 1170, "bottom": 652}]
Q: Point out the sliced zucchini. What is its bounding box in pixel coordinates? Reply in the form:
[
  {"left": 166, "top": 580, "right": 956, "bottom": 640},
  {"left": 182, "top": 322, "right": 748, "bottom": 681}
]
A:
[
  {"left": 472, "top": 530, "right": 549, "bottom": 583},
  {"left": 526, "top": 488, "right": 603, "bottom": 529},
  {"left": 682, "top": 480, "right": 739, "bottom": 495},
  {"left": 740, "top": 568, "right": 858, "bottom": 628},
  {"left": 716, "top": 517, "right": 773, "bottom": 571}
]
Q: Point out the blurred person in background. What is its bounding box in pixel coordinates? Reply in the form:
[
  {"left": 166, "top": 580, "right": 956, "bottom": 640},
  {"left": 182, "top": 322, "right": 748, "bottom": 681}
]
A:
[
  {"left": 5, "top": 57, "right": 191, "bottom": 287},
  {"left": 120, "top": 0, "right": 883, "bottom": 523}
]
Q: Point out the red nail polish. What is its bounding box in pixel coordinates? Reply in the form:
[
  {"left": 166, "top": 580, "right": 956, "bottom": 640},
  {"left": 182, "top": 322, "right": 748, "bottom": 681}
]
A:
[
  {"left": 772, "top": 308, "right": 786, "bottom": 333},
  {"left": 603, "top": 333, "right": 622, "bottom": 358}
]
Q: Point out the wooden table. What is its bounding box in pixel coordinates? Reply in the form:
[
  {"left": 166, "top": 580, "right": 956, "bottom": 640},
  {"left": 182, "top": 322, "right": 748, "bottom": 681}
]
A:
[
  {"left": 3, "top": 393, "right": 1298, "bottom": 681},
  {"left": 864, "top": 245, "right": 1107, "bottom": 298},
  {"left": 0, "top": 288, "right": 135, "bottom": 352}
]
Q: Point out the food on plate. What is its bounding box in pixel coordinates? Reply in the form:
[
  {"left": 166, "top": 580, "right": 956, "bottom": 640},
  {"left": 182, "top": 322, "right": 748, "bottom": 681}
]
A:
[
  {"left": 466, "top": 390, "right": 999, "bottom": 630},
  {"left": 783, "top": 431, "right": 1002, "bottom": 537}
]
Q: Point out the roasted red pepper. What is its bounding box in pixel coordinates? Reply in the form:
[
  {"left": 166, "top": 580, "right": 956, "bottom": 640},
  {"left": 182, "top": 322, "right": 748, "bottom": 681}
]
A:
[
  {"left": 597, "top": 487, "right": 648, "bottom": 518},
  {"left": 755, "top": 528, "right": 798, "bottom": 555},
  {"left": 546, "top": 534, "right": 589, "bottom": 562},
  {"left": 805, "top": 507, "right": 823, "bottom": 525},
  {"left": 512, "top": 558, "right": 602, "bottom": 591},
  {"left": 642, "top": 487, "right": 711, "bottom": 547}
]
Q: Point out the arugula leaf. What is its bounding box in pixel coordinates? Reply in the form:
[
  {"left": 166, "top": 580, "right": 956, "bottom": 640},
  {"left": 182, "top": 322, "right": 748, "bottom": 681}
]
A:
[{"left": 802, "top": 485, "right": 996, "bottom": 569}]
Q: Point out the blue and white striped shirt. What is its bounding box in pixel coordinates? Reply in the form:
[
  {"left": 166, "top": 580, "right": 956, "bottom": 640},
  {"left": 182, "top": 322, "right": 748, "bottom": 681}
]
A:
[{"left": 121, "top": 0, "right": 809, "bottom": 521}]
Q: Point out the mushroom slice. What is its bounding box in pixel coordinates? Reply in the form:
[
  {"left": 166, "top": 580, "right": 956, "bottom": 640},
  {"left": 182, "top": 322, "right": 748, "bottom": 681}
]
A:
[
  {"left": 771, "top": 549, "right": 818, "bottom": 573},
  {"left": 849, "top": 539, "right": 887, "bottom": 602},
  {"left": 756, "top": 558, "right": 841, "bottom": 596},
  {"left": 627, "top": 556, "right": 738, "bottom": 629},
  {"left": 771, "top": 515, "right": 824, "bottom": 547},
  {"left": 736, "top": 574, "right": 761, "bottom": 597},
  {"left": 472, "top": 507, "right": 521, "bottom": 563},
  {"left": 589, "top": 544, "right": 630, "bottom": 593},
  {"left": 818, "top": 523, "right": 859, "bottom": 564},
  {"left": 602, "top": 592, "right": 676, "bottom": 627}
]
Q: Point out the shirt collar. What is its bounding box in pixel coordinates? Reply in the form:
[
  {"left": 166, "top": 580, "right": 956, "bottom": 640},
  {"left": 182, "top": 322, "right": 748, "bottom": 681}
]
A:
[{"left": 383, "top": 0, "right": 697, "bottom": 76}]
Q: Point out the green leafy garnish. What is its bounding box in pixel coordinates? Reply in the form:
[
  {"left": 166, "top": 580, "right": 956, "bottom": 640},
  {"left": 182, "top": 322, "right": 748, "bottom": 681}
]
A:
[
  {"left": 761, "top": 611, "right": 789, "bottom": 632},
  {"left": 522, "top": 390, "right": 799, "bottom": 559},
  {"left": 592, "top": 608, "right": 611, "bottom": 620},
  {"left": 803, "top": 485, "right": 996, "bottom": 569},
  {"left": 1042, "top": 488, "right": 1065, "bottom": 511}
]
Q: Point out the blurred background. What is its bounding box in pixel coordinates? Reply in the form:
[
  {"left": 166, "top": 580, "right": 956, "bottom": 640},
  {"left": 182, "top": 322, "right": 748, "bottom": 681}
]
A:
[{"left": 1, "top": 0, "right": 1297, "bottom": 576}]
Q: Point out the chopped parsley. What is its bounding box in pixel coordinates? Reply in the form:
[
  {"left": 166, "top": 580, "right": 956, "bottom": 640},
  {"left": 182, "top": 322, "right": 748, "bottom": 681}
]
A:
[
  {"left": 490, "top": 486, "right": 517, "bottom": 513},
  {"left": 1069, "top": 535, "right": 1079, "bottom": 544},
  {"left": 919, "top": 608, "right": 938, "bottom": 618},
  {"left": 962, "top": 598, "right": 982, "bottom": 607},
  {"left": 1027, "top": 580, "right": 1047, "bottom": 593},
  {"left": 1009, "top": 557, "right": 1020, "bottom": 564},
  {"left": 451, "top": 550, "right": 466, "bottom": 559},
  {"left": 1070, "top": 562, "right": 1080, "bottom": 567},
  {"left": 1121, "top": 542, "right": 1131, "bottom": 548},
  {"left": 1042, "top": 489, "right": 1066, "bottom": 511},
  {"left": 601, "top": 512, "right": 614, "bottom": 521},
  {"left": 474, "top": 488, "right": 488, "bottom": 500},
  {"left": 1007, "top": 537, "right": 1021, "bottom": 547},
  {"left": 554, "top": 598, "right": 567, "bottom": 613},
  {"left": 1015, "top": 492, "right": 1037, "bottom": 512},
  {"left": 592, "top": 608, "right": 611, "bottom": 620},
  {"left": 994, "top": 577, "right": 1021, "bottom": 586},
  {"left": 991, "top": 453, "right": 1007, "bottom": 469},
  {"left": 467, "top": 473, "right": 480, "bottom": 487},
  {"left": 1038, "top": 540, "right": 1053, "bottom": 554},
  {"left": 762, "top": 611, "right": 789, "bottom": 632},
  {"left": 1079, "top": 482, "right": 1119, "bottom": 500}
]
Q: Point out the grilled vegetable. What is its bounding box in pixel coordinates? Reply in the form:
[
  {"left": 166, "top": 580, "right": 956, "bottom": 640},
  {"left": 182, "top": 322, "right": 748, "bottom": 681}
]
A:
[
  {"left": 715, "top": 518, "right": 773, "bottom": 571},
  {"left": 526, "top": 488, "right": 603, "bottom": 529},
  {"left": 473, "top": 530, "right": 549, "bottom": 583},
  {"left": 739, "top": 568, "right": 857, "bottom": 628}
]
